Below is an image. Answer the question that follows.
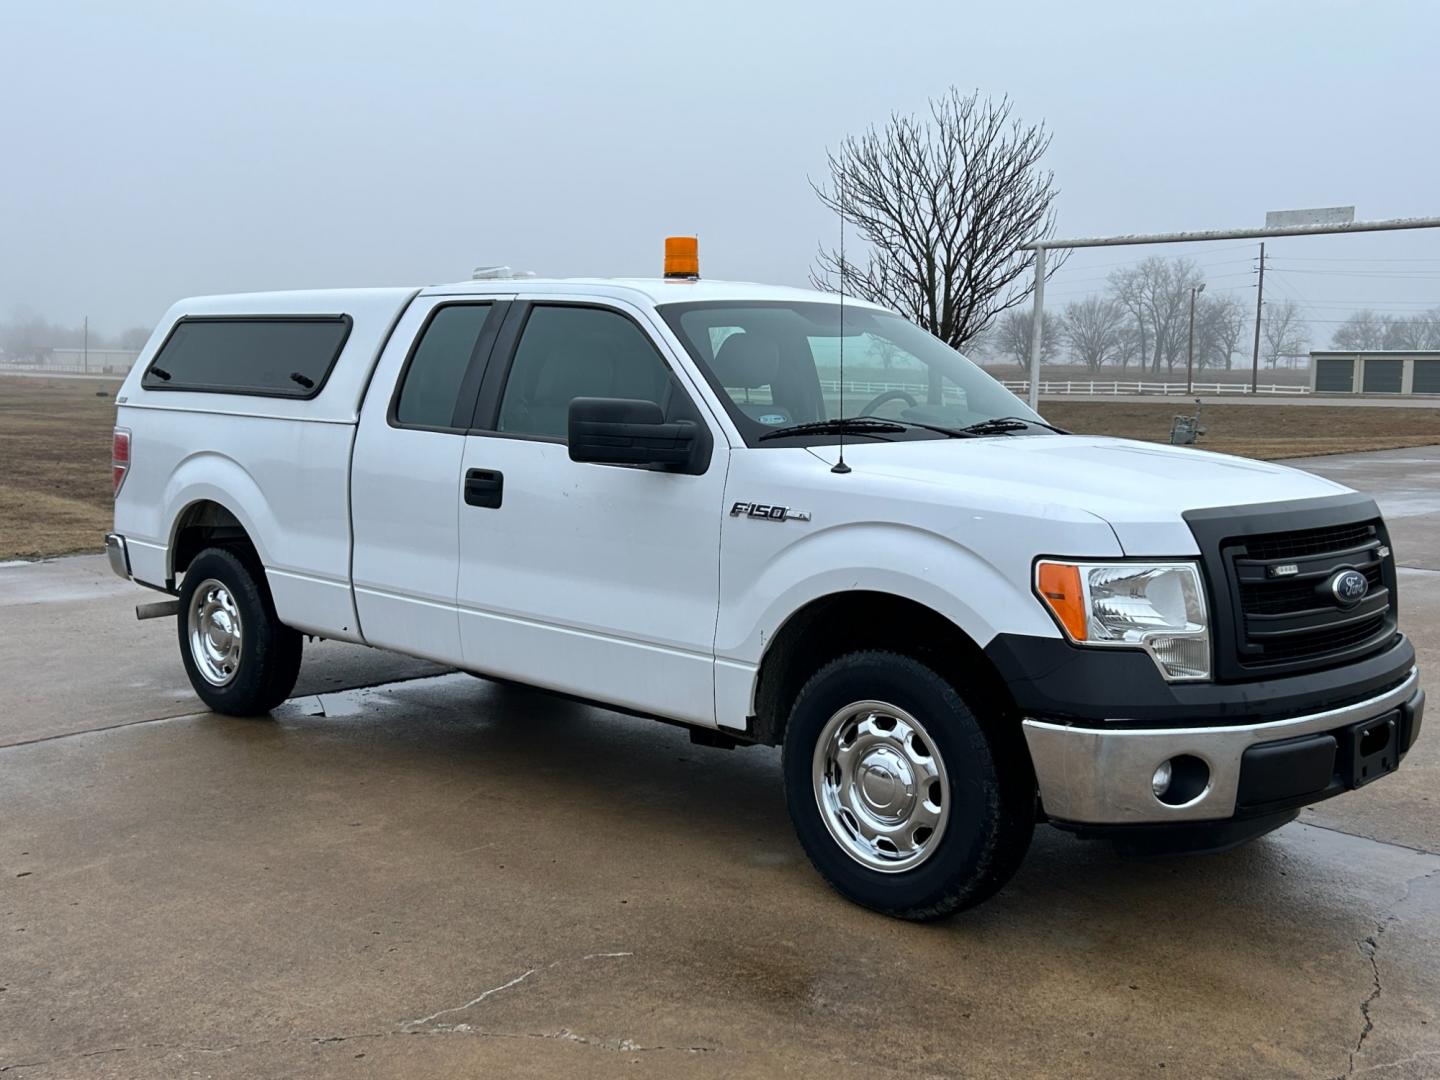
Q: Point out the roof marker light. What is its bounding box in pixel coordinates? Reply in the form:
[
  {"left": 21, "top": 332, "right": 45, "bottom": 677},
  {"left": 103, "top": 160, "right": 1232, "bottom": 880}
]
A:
[{"left": 664, "top": 236, "right": 699, "bottom": 280}]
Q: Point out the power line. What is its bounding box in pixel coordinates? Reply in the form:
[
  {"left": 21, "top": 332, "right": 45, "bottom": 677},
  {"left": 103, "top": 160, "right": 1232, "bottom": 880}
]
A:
[
  {"left": 1262, "top": 266, "right": 1440, "bottom": 278},
  {"left": 1254, "top": 298, "right": 1440, "bottom": 309},
  {"left": 1266, "top": 255, "right": 1440, "bottom": 263}
]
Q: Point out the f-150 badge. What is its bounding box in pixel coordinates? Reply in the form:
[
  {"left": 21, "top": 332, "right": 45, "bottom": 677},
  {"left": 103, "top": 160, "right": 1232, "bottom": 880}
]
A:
[{"left": 731, "top": 502, "right": 811, "bottom": 522}]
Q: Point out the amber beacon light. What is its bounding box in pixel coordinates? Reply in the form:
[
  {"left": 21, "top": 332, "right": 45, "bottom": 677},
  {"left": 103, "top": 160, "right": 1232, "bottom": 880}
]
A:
[{"left": 664, "top": 236, "right": 699, "bottom": 279}]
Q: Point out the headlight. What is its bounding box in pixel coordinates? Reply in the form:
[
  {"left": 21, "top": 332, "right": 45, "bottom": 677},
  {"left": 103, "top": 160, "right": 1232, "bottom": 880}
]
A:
[{"left": 1035, "top": 561, "right": 1210, "bottom": 682}]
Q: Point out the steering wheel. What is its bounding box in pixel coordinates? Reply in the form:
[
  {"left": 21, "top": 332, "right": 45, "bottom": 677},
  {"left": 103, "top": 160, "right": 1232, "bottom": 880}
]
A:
[{"left": 859, "top": 389, "right": 919, "bottom": 416}]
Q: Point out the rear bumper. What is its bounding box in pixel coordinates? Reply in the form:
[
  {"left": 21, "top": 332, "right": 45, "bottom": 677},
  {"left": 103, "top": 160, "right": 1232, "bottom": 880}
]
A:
[
  {"left": 104, "top": 533, "right": 131, "bottom": 581},
  {"left": 1020, "top": 668, "right": 1422, "bottom": 825}
]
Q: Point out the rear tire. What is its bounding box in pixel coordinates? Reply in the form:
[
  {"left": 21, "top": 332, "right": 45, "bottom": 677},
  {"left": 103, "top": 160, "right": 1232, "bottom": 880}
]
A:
[
  {"left": 782, "top": 650, "right": 1034, "bottom": 920},
  {"left": 177, "top": 547, "right": 302, "bottom": 716}
]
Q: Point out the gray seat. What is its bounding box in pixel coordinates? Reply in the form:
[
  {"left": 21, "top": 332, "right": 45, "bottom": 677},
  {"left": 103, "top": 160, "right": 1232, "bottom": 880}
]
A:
[{"left": 712, "top": 334, "right": 792, "bottom": 426}]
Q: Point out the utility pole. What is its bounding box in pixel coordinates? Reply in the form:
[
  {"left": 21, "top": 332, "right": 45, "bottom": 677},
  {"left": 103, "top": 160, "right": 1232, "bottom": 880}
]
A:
[
  {"left": 83, "top": 316, "right": 89, "bottom": 374},
  {"left": 1025, "top": 245, "right": 1047, "bottom": 413},
  {"left": 1186, "top": 282, "right": 1206, "bottom": 395},
  {"left": 1249, "top": 242, "right": 1266, "bottom": 393}
]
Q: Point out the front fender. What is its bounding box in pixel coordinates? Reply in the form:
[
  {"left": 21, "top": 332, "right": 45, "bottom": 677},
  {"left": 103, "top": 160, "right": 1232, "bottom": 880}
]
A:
[{"left": 718, "top": 520, "right": 1065, "bottom": 665}]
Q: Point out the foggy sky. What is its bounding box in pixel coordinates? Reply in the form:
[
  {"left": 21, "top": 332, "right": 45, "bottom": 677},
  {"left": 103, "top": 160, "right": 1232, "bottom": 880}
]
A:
[{"left": 4, "top": 0, "right": 1438, "bottom": 340}]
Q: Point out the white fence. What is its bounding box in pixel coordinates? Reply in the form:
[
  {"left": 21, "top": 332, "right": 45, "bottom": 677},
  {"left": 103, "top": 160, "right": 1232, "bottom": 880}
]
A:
[
  {"left": 818, "top": 379, "right": 967, "bottom": 403},
  {"left": 0, "top": 356, "right": 137, "bottom": 377},
  {"left": 820, "top": 377, "right": 1309, "bottom": 398},
  {"left": 997, "top": 379, "right": 1310, "bottom": 397}
]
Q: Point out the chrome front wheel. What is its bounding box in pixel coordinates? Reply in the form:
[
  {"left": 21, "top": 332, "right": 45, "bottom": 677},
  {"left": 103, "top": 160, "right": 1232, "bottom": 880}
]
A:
[
  {"left": 187, "top": 578, "right": 244, "bottom": 687},
  {"left": 812, "top": 699, "right": 951, "bottom": 873}
]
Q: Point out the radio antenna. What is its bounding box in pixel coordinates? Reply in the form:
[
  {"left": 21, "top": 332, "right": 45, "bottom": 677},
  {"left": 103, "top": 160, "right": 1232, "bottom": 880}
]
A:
[{"left": 832, "top": 168, "right": 851, "bottom": 475}]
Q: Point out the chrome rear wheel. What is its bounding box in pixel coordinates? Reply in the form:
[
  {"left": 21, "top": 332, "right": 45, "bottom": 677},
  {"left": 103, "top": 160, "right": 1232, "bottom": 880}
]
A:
[{"left": 187, "top": 578, "right": 244, "bottom": 687}]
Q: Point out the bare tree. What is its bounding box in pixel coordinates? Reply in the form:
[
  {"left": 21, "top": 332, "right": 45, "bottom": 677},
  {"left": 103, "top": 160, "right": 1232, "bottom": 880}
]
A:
[
  {"left": 1261, "top": 299, "right": 1308, "bottom": 368},
  {"left": 811, "top": 88, "right": 1062, "bottom": 354},
  {"left": 1188, "top": 293, "right": 1247, "bottom": 371},
  {"left": 1329, "top": 308, "right": 1440, "bottom": 352},
  {"left": 1061, "top": 297, "right": 1126, "bottom": 372},
  {"left": 958, "top": 324, "right": 998, "bottom": 364},
  {"left": 117, "top": 326, "right": 152, "bottom": 351},
  {"left": 1411, "top": 308, "right": 1440, "bottom": 351},
  {"left": 1416, "top": 307, "right": 1440, "bottom": 350},
  {"left": 995, "top": 309, "right": 1060, "bottom": 368},
  {"left": 1380, "top": 309, "right": 1440, "bottom": 351},
  {"left": 1112, "top": 323, "right": 1144, "bottom": 374},
  {"left": 1107, "top": 258, "right": 1204, "bottom": 373},
  {"left": 1332, "top": 310, "right": 1391, "bottom": 350}
]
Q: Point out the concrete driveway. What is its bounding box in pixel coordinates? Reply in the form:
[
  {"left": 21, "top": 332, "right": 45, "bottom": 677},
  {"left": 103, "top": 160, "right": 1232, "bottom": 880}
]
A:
[{"left": 2, "top": 448, "right": 1439, "bottom": 1079}]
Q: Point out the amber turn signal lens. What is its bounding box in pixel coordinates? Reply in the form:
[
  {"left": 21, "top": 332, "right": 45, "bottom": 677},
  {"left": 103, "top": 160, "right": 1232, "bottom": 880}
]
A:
[
  {"left": 1036, "top": 562, "right": 1087, "bottom": 641},
  {"left": 664, "top": 235, "right": 699, "bottom": 279}
]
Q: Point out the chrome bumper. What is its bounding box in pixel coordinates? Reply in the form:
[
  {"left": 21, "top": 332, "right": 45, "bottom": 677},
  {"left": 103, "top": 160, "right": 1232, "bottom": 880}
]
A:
[
  {"left": 1021, "top": 668, "right": 1420, "bottom": 824},
  {"left": 104, "top": 533, "right": 131, "bottom": 581}
]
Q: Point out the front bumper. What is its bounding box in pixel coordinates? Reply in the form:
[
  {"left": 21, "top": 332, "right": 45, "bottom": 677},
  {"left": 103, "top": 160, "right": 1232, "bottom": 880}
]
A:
[
  {"left": 1021, "top": 668, "right": 1422, "bottom": 824},
  {"left": 104, "top": 533, "right": 131, "bottom": 581}
]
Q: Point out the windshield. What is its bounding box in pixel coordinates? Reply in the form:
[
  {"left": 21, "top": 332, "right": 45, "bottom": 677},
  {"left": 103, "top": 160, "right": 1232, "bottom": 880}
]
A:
[{"left": 657, "top": 300, "right": 1043, "bottom": 446}]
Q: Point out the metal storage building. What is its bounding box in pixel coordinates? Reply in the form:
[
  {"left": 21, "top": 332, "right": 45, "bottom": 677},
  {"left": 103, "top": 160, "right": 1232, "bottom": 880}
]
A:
[{"left": 1309, "top": 350, "right": 1440, "bottom": 395}]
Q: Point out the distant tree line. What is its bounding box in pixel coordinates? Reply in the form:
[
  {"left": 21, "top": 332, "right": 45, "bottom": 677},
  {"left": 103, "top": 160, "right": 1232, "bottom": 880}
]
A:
[
  {"left": 1330, "top": 308, "right": 1440, "bottom": 351},
  {"left": 969, "top": 256, "right": 1302, "bottom": 373},
  {"left": 0, "top": 307, "right": 150, "bottom": 361}
]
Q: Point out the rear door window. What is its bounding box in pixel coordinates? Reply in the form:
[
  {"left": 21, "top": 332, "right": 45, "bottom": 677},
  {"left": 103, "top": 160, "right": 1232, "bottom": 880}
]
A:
[
  {"left": 392, "top": 303, "right": 496, "bottom": 430},
  {"left": 142, "top": 316, "right": 352, "bottom": 397}
]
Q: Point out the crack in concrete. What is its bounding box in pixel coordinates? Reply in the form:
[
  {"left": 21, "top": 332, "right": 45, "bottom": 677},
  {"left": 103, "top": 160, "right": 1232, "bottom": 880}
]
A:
[
  {"left": 405, "top": 950, "right": 635, "bottom": 1030},
  {"left": 1332, "top": 865, "right": 1440, "bottom": 1079},
  {"left": 1349, "top": 926, "right": 1385, "bottom": 1070},
  {"left": 406, "top": 968, "right": 539, "bottom": 1027}
]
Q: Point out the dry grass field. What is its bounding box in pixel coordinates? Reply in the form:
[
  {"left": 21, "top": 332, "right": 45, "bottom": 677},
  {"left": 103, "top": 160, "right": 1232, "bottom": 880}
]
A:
[
  {"left": 2, "top": 376, "right": 1439, "bottom": 561},
  {"left": 1043, "top": 400, "right": 1440, "bottom": 461},
  {"left": 1, "top": 377, "right": 118, "bottom": 560}
]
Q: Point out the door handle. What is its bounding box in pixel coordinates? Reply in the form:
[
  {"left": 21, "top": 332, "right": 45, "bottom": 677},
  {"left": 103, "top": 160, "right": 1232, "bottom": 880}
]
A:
[{"left": 464, "top": 468, "right": 503, "bottom": 509}]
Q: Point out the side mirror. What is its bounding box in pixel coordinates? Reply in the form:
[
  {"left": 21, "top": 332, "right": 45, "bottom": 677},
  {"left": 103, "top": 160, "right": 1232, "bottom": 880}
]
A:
[{"left": 568, "top": 397, "right": 709, "bottom": 475}]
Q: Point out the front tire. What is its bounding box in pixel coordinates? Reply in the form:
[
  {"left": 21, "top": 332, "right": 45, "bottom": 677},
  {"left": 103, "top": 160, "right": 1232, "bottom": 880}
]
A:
[
  {"left": 782, "top": 651, "right": 1034, "bottom": 920},
  {"left": 177, "top": 547, "right": 302, "bottom": 716}
]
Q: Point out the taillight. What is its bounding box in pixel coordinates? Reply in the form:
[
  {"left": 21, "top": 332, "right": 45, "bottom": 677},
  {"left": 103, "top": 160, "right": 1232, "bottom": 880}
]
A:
[{"left": 112, "top": 428, "right": 131, "bottom": 497}]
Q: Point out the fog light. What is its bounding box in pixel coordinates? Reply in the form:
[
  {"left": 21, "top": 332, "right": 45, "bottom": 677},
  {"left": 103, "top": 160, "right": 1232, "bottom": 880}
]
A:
[
  {"left": 1153, "top": 754, "right": 1211, "bottom": 807},
  {"left": 1151, "top": 760, "right": 1173, "bottom": 798}
]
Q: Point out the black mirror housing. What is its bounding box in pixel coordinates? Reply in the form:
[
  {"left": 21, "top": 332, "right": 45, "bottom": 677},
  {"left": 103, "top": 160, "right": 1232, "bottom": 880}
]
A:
[{"left": 568, "top": 398, "right": 709, "bottom": 475}]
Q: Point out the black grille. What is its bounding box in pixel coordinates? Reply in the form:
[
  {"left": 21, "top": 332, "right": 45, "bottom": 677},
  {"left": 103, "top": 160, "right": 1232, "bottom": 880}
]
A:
[
  {"left": 1237, "top": 563, "right": 1384, "bottom": 615},
  {"left": 1250, "top": 612, "right": 1388, "bottom": 663},
  {"left": 1221, "top": 517, "right": 1396, "bottom": 675},
  {"left": 1241, "top": 521, "right": 1377, "bottom": 562}
]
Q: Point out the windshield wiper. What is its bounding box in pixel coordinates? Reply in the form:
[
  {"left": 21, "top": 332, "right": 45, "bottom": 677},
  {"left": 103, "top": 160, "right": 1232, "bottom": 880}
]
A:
[
  {"left": 959, "top": 416, "right": 1070, "bottom": 436},
  {"left": 848, "top": 415, "right": 981, "bottom": 439},
  {"left": 758, "top": 418, "right": 905, "bottom": 442},
  {"left": 757, "top": 414, "right": 1067, "bottom": 443},
  {"left": 852, "top": 414, "right": 1068, "bottom": 439}
]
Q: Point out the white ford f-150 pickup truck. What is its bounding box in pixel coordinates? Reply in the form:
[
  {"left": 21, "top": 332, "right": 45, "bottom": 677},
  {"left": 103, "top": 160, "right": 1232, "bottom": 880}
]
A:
[{"left": 107, "top": 253, "right": 1423, "bottom": 919}]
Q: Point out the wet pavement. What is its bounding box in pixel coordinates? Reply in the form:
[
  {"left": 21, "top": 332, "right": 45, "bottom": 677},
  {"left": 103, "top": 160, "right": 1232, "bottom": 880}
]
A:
[{"left": 2, "top": 446, "right": 1440, "bottom": 1079}]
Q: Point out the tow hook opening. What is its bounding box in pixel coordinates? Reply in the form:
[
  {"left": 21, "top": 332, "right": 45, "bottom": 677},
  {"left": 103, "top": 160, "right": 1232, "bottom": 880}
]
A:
[
  {"left": 1359, "top": 722, "right": 1392, "bottom": 759},
  {"left": 1152, "top": 754, "right": 1210, "bottom": 807}
]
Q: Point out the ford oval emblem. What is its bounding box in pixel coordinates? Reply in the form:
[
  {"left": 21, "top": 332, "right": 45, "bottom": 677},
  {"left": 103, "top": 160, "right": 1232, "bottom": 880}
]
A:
[{"left": 1330, "top": 569, "right": 1370, "bottom": 606}]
